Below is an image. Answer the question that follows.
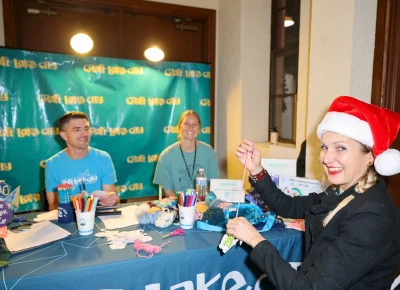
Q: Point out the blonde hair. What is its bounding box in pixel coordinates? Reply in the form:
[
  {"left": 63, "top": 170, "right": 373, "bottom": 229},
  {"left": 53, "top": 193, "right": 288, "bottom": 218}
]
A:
[
  {"left": 354, "top": 144, "right": 379, "bottom": 193},
  {"left": 323, "top": 143, "right": 379, "bottom": 227},
  {"left": 177, "top": 110, "right": 201, "bottom": 139}
]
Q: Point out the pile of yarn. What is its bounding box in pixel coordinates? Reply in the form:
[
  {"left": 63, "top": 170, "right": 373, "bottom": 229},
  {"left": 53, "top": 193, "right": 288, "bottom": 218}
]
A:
[
  {"left": 199, "top": 199, "right": 234, "bottom": 227},
  {"left": 137, "top": 199, "right": 177, "bottom": 228}
]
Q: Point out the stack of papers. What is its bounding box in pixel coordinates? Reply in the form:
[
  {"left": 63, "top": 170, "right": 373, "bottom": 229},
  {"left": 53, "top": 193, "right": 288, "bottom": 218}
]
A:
[
  {"left": 97, "top": 204, "right": 139, "bottom": 230},
  {"left": 5, "top": 221, "right": 71, "bottom": 253}
]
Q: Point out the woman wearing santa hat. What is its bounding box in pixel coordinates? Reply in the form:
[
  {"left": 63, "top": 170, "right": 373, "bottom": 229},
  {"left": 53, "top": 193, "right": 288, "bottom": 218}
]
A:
[{"left": 228, "top": 96, "right": 400, "bottom": 289}]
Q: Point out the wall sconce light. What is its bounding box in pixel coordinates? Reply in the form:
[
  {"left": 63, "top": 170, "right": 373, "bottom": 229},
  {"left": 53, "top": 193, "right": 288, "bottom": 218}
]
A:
[
  {"left": 70, "top": 33, "right": 94, "bottom": 54},
  {"left": 284, "top": 16, "right": 295, "bottom": 28},
  {"left": 144, "top": 46, "right": 165, "bottom": 62}
]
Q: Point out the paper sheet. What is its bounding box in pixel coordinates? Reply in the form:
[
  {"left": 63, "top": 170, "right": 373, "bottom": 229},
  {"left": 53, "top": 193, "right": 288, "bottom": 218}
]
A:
[
  {"left": 33, "top": 209, "right": 58, "bottom": 222},
  {"left": 98, "top": 204, "right": 139, "bottom": 230},
  {"left": 5, "top": 221, "right": 71, "bottom": 253},
  {"left": 261, "top": 158, "right": 297, "bottom": 176}
]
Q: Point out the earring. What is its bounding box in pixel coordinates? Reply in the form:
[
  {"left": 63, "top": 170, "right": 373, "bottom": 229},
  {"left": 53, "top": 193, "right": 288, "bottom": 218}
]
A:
[{"left": 367, "top": 161, "right": 373, "bottom": 166}]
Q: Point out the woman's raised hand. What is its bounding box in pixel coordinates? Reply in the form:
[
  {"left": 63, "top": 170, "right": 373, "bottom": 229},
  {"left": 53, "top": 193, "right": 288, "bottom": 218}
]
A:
[{"left": 235, "top": 140, "right": 263, "bottom": 175}]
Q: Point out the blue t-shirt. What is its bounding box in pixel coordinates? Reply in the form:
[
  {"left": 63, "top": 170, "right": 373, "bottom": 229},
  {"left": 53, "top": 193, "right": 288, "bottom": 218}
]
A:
[
  {"left": 45, "top": 147, "right": 117, "bottom": 195},
  {"left": 153, "top": 141, "right": 219, "bottom": 192}
]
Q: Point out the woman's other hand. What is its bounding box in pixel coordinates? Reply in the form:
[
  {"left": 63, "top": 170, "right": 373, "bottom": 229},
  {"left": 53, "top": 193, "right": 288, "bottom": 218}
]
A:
[{"left": 226, "top": 217, "right": 265, "bottom": 248}]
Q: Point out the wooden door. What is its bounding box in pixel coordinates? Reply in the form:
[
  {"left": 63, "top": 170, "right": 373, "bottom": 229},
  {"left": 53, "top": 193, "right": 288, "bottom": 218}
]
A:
[{"left": 372, "top": 0, "right": 400, "bottom": 209}]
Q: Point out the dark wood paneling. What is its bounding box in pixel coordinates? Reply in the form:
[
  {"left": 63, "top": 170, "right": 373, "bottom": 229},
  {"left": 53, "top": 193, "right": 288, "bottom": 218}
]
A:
[
  {"left": 372, "top": 0, "right": 400, "bottom": 210},
  {"left": 121, "top": 13, "right": 205, "bottom": 62},
  {"left": 16, "top": 1, "right": 120, "bottom": 56}
]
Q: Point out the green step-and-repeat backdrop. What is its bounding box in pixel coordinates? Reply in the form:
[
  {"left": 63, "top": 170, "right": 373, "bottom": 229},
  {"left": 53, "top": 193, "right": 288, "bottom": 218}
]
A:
[{"left": 0, "top": 48, "right": 211, "bottom": 212}]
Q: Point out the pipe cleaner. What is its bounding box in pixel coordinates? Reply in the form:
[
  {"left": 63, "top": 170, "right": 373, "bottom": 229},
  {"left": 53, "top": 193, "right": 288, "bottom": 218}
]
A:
[
  {"left": 162, "top": 228, "right": 184, "bottom": 239},
  {"left": 133, "top": 239, "right": 170, "bottom": 258}
]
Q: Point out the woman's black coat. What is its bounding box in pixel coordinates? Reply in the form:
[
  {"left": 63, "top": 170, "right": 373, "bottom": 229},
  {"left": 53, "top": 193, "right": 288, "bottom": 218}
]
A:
[{"left": 250, "top": 174, "right": 400, "bottom": 289}]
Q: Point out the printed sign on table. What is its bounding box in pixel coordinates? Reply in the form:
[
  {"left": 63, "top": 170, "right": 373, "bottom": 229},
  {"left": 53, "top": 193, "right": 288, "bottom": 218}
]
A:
[
  {"left": 210, "top": 179, "right": 245, "bottom": 203},
  {"left": 278, "top": 175, "right": 323, "bottom": 197}
]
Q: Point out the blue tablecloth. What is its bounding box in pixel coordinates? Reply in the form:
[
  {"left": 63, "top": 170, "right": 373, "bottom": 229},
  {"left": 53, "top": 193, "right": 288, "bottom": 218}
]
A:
[{"left": 1, "top": 215, "right": 303, "bottom": 290}]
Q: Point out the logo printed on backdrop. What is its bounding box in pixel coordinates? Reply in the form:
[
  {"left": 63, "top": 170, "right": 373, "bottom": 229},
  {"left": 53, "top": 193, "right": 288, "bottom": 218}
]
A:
[
  {"left": 163, "top": 126, "right": 179, "bottom": 134},
  {"left": 37, "top": 95, "right": 104, "bottom": 105},
  {"left": 0, "top": 128, "right": 13, "bottom": 137},
  {"left": 185, "top": 70, "right": 211, "bottom": 78},
  {"left": 164, "top": 68, "right": 183, "bottom": 77},
  {"left": 116, "top": 185, "right": 127, "bottom": 193},
  {"left": 0, "top": 93, "right": 8, "bottom": 101},
  {"left": 82, "top": 64, "right": 143, "bottom": 75},
  {"left": 126, "top": 153, "right": 159, "bottom": 163},
  {"left": 61, "top": 170, "right": 98, "bottom": 192},
  {"left": 109, "top": 127, "right": 144, "bottom": 136},
  {"left": 201, "top": 127, "right": 211, "bottom": 134},
  {"left": 12, "top": 58, "right": 58, "bottom": 70},
  {"left": 40, "top": 160, "right": 46, "bottom": 168},
  {"left": 0, "top": 56, "right": 57, "bottom": 70},
  {"left": 200, "top": 99, "right": 211, "bottom": 106},
  {"left": 0, "top": 163, "right": 12, "bottom": 171},
  {"left": 90, "top": 127, "right": 107, "bottom": 136},
  {"left": 147, "top": 154, "right": 159, "bottom": 163},
  {"left": 107, "top": 65, "right": 143, "bottom": 75},
  {"left": 128, "top": 183, "right": 143, "bottom": 191},
  {"left": 16, "top": 128, "right": 40, "bottom": 138},
  {"left": 0, "top": 56, "right": 11, "bottom": 67},
  {"left": 126, "top": 96, "right": 147, "bottom": 105},
  {"left": 127, "top": 155, "right": 146, "bottom": 164},
  {"left": 126, "top": 97, "right": 180, "bottom": 106},
  {"left": 164, "top": 68, "right": 211, "bottom": 78},
  {"left": 41, "top": 127, "right": 60, "bottom": 136},
  {"left": 19, "top": 193, "right": 41, "bottom": 205}
]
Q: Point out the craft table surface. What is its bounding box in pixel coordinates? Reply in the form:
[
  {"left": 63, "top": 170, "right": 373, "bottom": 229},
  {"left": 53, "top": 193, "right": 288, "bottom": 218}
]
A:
[{"left": 0, "top": 210, "right": 303, "bottom": 290}]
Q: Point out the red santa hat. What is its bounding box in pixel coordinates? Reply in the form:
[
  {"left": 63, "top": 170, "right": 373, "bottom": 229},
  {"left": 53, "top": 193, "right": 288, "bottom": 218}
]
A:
[{"left": 317, "top": 96, "right": 400, "bottom": 176}]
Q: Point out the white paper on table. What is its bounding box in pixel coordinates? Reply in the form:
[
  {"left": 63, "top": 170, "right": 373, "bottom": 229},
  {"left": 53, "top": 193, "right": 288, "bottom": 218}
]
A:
[
  {"left": 5, "top": 221, "right": 71, "bottom": 253},
  {"left": 261, "top": 158, "right": 297, "bottom": 177},
  {"left": 210, "top": 179, "right": 245, "bottom": 203},
  {"left": 98, "top": 204, "right": 139, "bottom": 230},
  {"left": 33, "top": 209, "right": 58, "bottom": 222}
]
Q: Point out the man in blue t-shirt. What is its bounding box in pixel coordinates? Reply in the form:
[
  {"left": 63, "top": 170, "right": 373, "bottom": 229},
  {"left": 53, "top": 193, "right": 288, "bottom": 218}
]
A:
[{"left": 45, "top": 112, "right": 118, "bottom": 210}]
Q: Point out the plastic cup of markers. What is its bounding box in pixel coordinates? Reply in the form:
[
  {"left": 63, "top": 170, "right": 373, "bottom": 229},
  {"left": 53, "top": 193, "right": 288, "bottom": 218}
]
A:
[
  {"left": 178, "top": 205, "right": 196, "bottom": 229},
  {"left": 75, "top": 210, "right": 95, "bottom": 236}
]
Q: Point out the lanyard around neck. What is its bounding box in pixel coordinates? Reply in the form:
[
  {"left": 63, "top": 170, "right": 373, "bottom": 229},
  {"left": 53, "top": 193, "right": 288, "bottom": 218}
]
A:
[{"left": 179, "top": 144, "right": 197, "bottom": 180}]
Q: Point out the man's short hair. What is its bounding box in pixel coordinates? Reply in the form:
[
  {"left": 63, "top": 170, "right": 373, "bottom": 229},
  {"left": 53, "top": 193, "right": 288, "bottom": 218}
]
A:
[{"left": 58, "top": 112, "right": 89, "bottom": 131}]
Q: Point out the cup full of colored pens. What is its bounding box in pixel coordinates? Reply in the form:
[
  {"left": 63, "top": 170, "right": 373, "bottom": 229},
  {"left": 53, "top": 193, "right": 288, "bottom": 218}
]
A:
[
  {"left": 177, "top": 189, "right": 197, "bottom": 229},
  {"left": 73, "top": 193, "right": 98, "bottom": 236}
]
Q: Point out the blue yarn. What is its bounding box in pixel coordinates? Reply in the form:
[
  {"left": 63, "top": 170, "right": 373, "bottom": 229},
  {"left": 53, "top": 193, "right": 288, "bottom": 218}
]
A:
[
  {"left": 138, "top": 211, "right": 161, "bottom": 225},
  {"left": 205, "top": 191, "right": 217, "bottom": 206}
]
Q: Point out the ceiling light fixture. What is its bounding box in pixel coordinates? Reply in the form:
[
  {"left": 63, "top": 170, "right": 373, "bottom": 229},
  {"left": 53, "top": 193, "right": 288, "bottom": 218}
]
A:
[
  {"left": 70, "top": 33, "right": 94, "bottom": 54},
  {"left": 284, "top": 16, "right": 295, "bottom": 28},
  {"left": 144, "top": 46, "right": 165, "bottom": 62}
]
